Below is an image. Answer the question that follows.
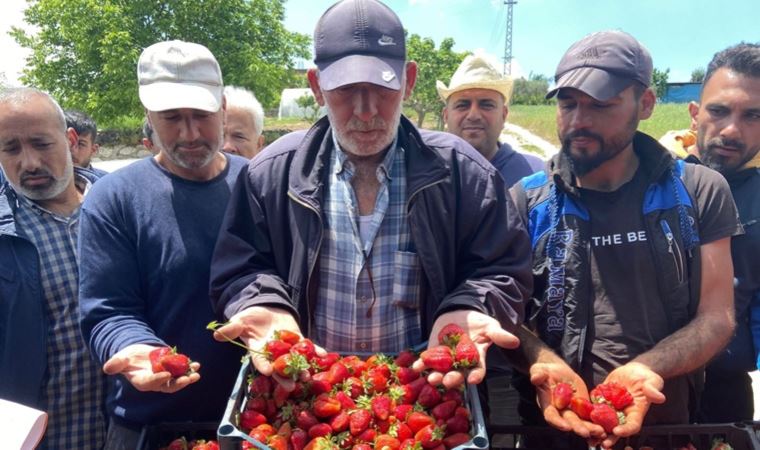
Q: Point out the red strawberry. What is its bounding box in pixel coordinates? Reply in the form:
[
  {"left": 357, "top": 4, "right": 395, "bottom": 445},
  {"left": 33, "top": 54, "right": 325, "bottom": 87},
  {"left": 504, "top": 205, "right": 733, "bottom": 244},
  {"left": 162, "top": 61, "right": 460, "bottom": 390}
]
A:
[
  {"left": 246, "top": 396, "right": 268, "bottom": 413},
  {"left": 399, "top": 439, "right": 419, "bottom": 450},
  {"left": 394, "top": 350, "right": 417, "bottom": 368},
  {"left": 454, "top": 406, "right": 469, "bottom": 419},
  {"left": 349, "top": 408, "right": 373, "bottom": 436},
  {"left": 312, "top": 352, "right": 340, "bottom": 372},
  {"left": 441, "top": 388, "right": 463, "bottom": 406},
  {"left": 552, "top": 382, "right": 573, "bottom": 410},
  {"left": 308, "top": 377, "right": 332, "bottom": 396},
  {"left": 589, "top": 403, "right": 621, "bottom": 433},
  {"left": 342, "top": 356, "right": 369, "bottom": 377},
  {"left": 264, "top": 340, "right": 292, "bottom": 361},
  {"left": 569, "top": 396, "right": 593, "bottom": 420},
  {"left": 327, "top": 362, "right": 350, "bottom": 384},
  {"left": 290, "top": 428, "right": 309, "bottom": 450},
  {"left": 364, "top": 368, "right": 390, "bottom": 394},
  {"left": 191, "top": 441, "right": 219, "bottom": 450},
  {"left": 375, "top": 434, "right": 401, "bottom": 450},
  {"left": 352, "top": 445, "right": 373, "bottom": 450},
  {"left": 296, "top": 409, "right": 320, "bottom": 431},
  {"left": 393, "top": 403, "right": 414, "bottom": 421},
  {"left": 400, "top": 377, "right": 427, "bottom": 404},
  {"left": 329, "top": 410, "right": 350, "bottom": 432},
  {"left": 249, "top": 423, "right": 275, "bottom": 443},
  {"left": 155, "top": 347, "right": 192, "bottom": 377},
  {"left": 417, "top": 383, "right": 442, "bottom": 408},
  {"left": 239, "top": 409, "right": 267, "bottom": 431},
  {"left": 313, "top": 393, "right": 342, "bottom": 418},
  {"left": 149, "top": 346, "right": 172, "bottom": 373},
  {"left": 307, "top": 422, "right": 333, "bottom": 439},
  {"left": 291, "top": 338, "right": 317, "bottom": 360},
  {"left": 431, "top": 400, "right": 458, "bottom": 421},
  {"left": 394, "top": 422, "right": 414, "bottom": 441},
  {"left": 371, "top": 394, "right": 393, "bottom": 420},
  {"left": 420, "top": 346, "right": 454, "bottom": 372},
  {"left": 272, "top": 353, "right": 310, "bottom": 379},
  {"left": 453, "top": 341, "right": 479, "bottom": 369},
  {"left": 357, "top": 428, "right": 377, "bottom": 443},
  {"left": 396, "top": 366, "right": 420, "bottom": 385},
  {"left": 437, "top": 324, "right": 466, "bottom": 347},
  {"left": 248, "top": 375, "right": 273, "bottom": 397},
  {"left": 444, "top": 414, "right": 469, "bottom": 435},
  {"left": 442, "top": 433, "right": 470, "bottom": 449},
  {"left": 273, "top": 382, "right": 291, "bottom": 407},
  {"left": 406, "top": 411, "right": 435, "bottom": 433},
  {"left": 336, "top": 390, "right": 357, "bottom": 409},
  {"left": 594, "top": 382, "right": 634, "bottom": 410},
  {"left": 166, "top": 437, "right": 188, "bottom": 450},
  {"left": 267, "top": 435, "right": 288, "bottom": 450},
  {"left": 415, "top": 424, "right": 444, "bottom": 449},
  {"left": 275, "top": 330, "right": 302, "bottom": 346},
  {"left": 343, "top": 376, "right": 364, "bottom": 399}
]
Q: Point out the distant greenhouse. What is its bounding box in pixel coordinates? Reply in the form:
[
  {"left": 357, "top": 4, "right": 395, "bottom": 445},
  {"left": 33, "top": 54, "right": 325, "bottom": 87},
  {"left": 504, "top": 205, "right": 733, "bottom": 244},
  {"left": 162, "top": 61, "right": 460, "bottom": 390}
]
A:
[
  {"left": 660, "top": 82, "right": 701, "bottom": 103},
  {"left": 278, "top": 88, "right": 326, "bottom": 119}
]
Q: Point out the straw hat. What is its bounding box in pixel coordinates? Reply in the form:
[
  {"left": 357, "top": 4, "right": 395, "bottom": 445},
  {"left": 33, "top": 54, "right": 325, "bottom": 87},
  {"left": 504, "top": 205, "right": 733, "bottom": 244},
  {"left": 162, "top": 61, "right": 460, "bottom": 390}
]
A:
[{"left": 436, "top": 54, "right": 513, "bottom": 103}]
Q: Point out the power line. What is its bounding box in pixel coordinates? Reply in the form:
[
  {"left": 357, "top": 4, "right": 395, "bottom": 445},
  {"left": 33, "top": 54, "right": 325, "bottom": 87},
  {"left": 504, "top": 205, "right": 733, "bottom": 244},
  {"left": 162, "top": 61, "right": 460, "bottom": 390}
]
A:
[{"left": 503, "top": 0, "right": 517, "bottom": 75}]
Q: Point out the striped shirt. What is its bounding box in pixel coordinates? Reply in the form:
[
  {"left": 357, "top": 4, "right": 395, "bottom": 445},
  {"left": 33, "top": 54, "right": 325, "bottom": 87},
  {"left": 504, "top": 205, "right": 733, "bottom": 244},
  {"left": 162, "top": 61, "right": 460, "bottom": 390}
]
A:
[
  {"left": 314, "top": 131, "right": 422, "bottom": 353},
  {"left": 14, "top": 175, "right": 107, "bottom": 449}
]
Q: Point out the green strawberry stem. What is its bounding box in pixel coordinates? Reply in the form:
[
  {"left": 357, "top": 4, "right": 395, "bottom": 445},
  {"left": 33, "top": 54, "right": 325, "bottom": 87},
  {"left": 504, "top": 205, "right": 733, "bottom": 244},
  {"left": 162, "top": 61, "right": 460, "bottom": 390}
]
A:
[{"left": 206, "top": 321, "right": 266, "bottom": 356}]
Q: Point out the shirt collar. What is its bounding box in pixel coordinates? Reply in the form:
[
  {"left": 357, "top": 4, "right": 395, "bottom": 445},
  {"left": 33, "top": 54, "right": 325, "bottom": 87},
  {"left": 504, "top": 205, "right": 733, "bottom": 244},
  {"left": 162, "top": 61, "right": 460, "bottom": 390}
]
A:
[{"left": 16, "top": 172, "right": 91, "bottom": 219}]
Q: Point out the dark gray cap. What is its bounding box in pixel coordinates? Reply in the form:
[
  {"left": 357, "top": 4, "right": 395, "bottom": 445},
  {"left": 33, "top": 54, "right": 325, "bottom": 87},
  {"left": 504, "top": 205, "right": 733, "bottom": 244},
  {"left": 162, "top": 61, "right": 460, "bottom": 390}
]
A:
[
  {"left": 546, "top": 30, "right": 653, "bottom": 101},
  {"left": 313, "top": 0, "right": 406, "bottom": 91}
]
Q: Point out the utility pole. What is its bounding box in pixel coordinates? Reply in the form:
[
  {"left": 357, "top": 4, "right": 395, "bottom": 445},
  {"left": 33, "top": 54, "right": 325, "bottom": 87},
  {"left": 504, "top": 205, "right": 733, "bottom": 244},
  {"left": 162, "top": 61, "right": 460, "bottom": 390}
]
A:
[{"left": 503, "top": 0, "right": 517, "bottom": 75}]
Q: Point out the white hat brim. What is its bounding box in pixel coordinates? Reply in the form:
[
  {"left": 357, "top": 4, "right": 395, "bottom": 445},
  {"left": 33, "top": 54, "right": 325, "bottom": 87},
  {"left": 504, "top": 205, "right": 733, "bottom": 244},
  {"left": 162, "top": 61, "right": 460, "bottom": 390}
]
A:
[
  {"left": 436, "top": 79, "right": 513, "bottom": 103},
  {"left": 139, "top": 81, "right": 223, "bottom": 112}
]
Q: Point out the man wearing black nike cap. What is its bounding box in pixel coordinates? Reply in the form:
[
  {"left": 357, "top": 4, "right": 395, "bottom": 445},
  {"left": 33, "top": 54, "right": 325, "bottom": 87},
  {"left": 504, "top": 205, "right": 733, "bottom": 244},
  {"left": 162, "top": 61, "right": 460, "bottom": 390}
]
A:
[
  {"left": 210, "top": 0, "right": 532, "bottom": 394},
  {"left": 506, "top": 30, "right": 741, "bottom": 448}
]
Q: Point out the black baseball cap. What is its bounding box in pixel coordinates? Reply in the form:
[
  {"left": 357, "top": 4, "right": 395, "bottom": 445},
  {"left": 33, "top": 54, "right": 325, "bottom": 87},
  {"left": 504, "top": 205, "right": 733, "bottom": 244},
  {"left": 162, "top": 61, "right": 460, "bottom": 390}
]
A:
[
  {"left": 546, "top": 30, "right": 653, "bottom": 101},
  {"left": 313, "top": 0, "right": 406, "bottom": 91}
]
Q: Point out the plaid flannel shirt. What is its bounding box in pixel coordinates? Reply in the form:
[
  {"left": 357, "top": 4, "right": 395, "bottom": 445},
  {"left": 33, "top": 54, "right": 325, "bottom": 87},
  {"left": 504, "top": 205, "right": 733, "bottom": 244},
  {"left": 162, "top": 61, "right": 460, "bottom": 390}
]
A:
[
  {"left": 314, "top": 131, "right": 422, "bottom": 353},
  {"left": 14, "top": 175, "right": 107, "bottom": 449}
]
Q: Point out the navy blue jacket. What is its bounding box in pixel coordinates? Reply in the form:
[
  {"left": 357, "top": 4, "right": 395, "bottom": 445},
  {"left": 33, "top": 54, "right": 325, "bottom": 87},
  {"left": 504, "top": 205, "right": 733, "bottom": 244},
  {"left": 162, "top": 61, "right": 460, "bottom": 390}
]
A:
[{"left": 0, "top": 167, "right": 100, "bottom": 409}]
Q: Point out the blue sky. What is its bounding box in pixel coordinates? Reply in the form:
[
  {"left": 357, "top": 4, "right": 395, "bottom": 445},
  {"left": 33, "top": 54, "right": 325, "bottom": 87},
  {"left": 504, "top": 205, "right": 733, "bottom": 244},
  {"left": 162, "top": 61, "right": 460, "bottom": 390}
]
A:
[{"left": 284, "top": 0, "right": 760, "bottom": 82}]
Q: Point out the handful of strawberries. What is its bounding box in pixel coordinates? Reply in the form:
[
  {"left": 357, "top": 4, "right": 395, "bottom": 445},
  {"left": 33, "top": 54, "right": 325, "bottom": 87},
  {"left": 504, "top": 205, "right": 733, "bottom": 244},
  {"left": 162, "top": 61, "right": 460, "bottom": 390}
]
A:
[
  {"left": 419, "top": 324, "right": 480, "bottom": 373},
  {"left": 236, "top": 327, "right": 479, "bottom": 450},
  {"left": 150, "top": 346, "right": 194, "bottom": 378},
  {"left": 160, "top": 437, "right": 219, "bottom": 450},
  {"left": 551, "top": 381, "right": 633, "bottom": 433}
]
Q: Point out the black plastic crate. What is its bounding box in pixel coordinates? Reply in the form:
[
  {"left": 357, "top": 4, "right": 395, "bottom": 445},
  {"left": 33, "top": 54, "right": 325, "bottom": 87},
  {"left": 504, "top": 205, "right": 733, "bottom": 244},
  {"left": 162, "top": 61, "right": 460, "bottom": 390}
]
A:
[
  {"left": 217, "top": 356, "right": 490, "bottom": 450},
  {"left": 488, "top": 423, "right": 760, "bottom": 450},
  {"left": 137, "top": 421, "right": 220, "bottom": 450}
]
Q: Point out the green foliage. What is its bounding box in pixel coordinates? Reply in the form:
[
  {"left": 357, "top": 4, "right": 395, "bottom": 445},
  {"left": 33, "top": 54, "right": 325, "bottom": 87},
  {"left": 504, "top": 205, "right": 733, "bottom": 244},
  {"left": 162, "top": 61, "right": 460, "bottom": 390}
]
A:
[
  {"left": 12, "top": 0, "right": 310, "bottom": 125},
  {"left": 690, "top": 67, "right": 706, "bottom": 83},
  {"left": 512, "top": 72, "right": 553, "bottom": 105},
  {"left": 295, "top": 93, "right": 321, "bottom": 122},
  {"left": 405, "top": 34, "right": 469, "bottom": 129},
  {"left": 652, "top": 67, "right": 671, "bottom": 100}
]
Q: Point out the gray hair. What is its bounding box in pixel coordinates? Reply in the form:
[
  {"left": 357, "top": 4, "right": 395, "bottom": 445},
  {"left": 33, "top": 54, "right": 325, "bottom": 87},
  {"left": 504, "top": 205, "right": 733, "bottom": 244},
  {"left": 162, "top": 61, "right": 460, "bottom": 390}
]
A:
[
  {"left": 224, "top": 85, "right": 264, "bottom": 136},
  {"left": 0, "top": 87, "right": 67, "bottom": 132}
]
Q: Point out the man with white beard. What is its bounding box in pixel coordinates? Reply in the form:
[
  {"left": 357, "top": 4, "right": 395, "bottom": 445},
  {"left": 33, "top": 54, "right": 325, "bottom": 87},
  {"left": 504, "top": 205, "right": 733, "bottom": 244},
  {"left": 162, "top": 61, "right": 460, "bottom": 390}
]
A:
[{"left": 78, "top": 40, "right": 247, "bottom": 449}]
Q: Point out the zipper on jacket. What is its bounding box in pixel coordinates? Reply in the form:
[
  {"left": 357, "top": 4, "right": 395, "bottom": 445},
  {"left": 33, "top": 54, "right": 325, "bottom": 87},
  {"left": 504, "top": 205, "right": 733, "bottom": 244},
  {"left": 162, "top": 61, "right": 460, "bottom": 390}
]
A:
[
  {"left": 660, "top": 219, "right": 684, "bottom": 284},
  {"left": 288, "top": 191, "right": 324, "bottom": 337},
  {"left": 405, "top": 179, "right": 447, "bottom": 213}
]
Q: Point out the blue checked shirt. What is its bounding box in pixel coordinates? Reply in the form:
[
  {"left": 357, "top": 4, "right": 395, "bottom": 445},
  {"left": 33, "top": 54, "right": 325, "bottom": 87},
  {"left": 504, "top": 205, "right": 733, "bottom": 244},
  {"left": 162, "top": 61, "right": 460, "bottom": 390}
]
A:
[
  {"left": 314, "top": 131, "right": 422, "bottom": 353},
  {"left": 14, "top": 175, "right": 107, "bottom": 449}
]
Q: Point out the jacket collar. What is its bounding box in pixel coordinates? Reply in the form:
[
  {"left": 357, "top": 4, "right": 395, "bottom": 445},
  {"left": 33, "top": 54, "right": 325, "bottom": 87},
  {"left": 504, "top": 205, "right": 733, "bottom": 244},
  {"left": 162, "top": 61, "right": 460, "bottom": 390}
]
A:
[
  {"left": 288, "top": 115, "right": 449, "bottom": 209},
  {"left": 548, "top": 131, "right": 675, "bottom": 197}
]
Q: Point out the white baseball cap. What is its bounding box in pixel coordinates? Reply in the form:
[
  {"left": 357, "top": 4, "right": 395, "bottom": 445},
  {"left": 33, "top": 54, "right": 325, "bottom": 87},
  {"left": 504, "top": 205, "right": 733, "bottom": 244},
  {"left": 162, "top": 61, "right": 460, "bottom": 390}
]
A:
[{"left": 137, "top": 40, "right": 223, "bottom": 112}]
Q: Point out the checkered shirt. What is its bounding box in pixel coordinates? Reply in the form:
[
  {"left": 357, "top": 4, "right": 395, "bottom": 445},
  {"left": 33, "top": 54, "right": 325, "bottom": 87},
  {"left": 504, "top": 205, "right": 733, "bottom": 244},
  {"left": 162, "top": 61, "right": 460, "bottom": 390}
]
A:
[
  {"left": 314, "top": 131, "right": 422, "bottom": 353},
  {"left": 14, "top": 176, "right": 107, "bottom": 449}
]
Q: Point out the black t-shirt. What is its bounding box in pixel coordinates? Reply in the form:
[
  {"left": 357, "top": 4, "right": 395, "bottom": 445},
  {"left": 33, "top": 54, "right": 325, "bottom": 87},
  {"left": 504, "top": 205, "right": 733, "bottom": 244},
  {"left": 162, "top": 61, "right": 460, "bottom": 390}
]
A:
[{"left": 578, "top": 163, "right": 741, "bottom": 423}]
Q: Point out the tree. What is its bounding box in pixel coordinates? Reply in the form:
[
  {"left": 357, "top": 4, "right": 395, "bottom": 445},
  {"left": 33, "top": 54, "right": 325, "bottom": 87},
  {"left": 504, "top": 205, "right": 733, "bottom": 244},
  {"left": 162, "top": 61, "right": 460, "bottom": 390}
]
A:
[
  {"left": 652, "top": 67, "right": 670, "bottom": 100},
  {"left": 11, "top": 0, "right": 310, "bottom": 125},
  {"left": 295, "top": 93, "right": 321, "bottom": 122},
  {"left": 511, "top": 72, "right": 552, "bottom": 105},
  {"left": 690, "top": 67, "right": 706, "bottom": 83},
  {"left": 405, "top": 34, "right": 469, "bottom": 129}
]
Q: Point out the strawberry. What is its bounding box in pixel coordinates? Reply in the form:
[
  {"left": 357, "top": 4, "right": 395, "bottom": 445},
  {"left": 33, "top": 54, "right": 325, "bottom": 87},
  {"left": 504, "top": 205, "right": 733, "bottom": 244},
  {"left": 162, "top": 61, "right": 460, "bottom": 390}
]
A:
[
  {"left": 420, "top": 346, "right": 454, "bottom": 372},
  {"left": 569, "top": 396, "right": 593, "bottom": 420},
  {"left": 444, "top": 414, "right": 469, "bottom": 435},
  {"left": 313, "top": 393, "right": 342, "bottom": 418},
  {"left": 307, "top": 422, "right": 333, "bottom": 439},
  {"left": 166, "top": 437, "right": 188, "bottom": 450},
  {"left": 296, "top": 409, "right": 320, "bottom": 431},
  {"left": 343, "top": 376, "right": 364, "bottom": 399},
  {"left": 328, "top": 362, "right": 350, "bottom": 384},
  {"left": 417, "top": 383, "right": 442, "bottom": 408},
  {"left": 393, "top": 403, "right": 414, "bottom": 421},
  {"left": 248, "top": 375, "right": 273, "bottom": 397},
  {"left": 589, "top": 403, "right": 621, "bottom": 433},
  {"left": 375, "top": 434, "right": 401, "bottom": 450},
  {"left": 272, "top": 353, "right": 310, "bottom": 379},
  {"left": 441, "top": 388, "right": 463, "bottom": 406},
  {"left": 309, "top": 377, "right": 333, "bottom": 396},
  {"left": 191, "top": 441, "right": 219, "bottom": 450},
  {"left": 551, "top": 382, "right": 573, "bottom": 410},
  {"left": 329, "top": 410, "right": 350, "bottom": 432},
  {"left": 342, "top": 356, "right": 369, "bottom": 377},
  {"left": 400, "top": 377, "right": 427, "bottom": 404},
  {"left": 395, "top": 366, "right": 420, "bottom": 385},
  {"left": 264, "top": 340, "right": 292, "bottom": 361},
  {"left": 267, "top": 435, "right": 288, "bottom": 450},
  {"left": 246, "top": 396, "right": 268, "bottom": 414},
  {"left": 453, "top": 341, "right": 479, "bottom": 369},
  {"left": 275, "top": 329, "right": 302, "bottom": 346},
  {"left": 290, "top": 428, "right": 309, "bottom": 450},
  {"left": 352, "top": 445, "right": 373, "bottom": 450},
  {"left": 592, "top": 382, "right": 634, "bottom": 410},
  {"left": 371, "top": 394, "right": 393, "bottom": 420},
  {"left": 364, "top": 368, "right": 390, "bottom": 394},
  {"left": 152, "top": 347, "right": 192, "bottom": 377},
  {"left": 336, "top": 390, "right": 357, "bottom": 409},
  {"left": 399, "top": 439, "right": 421, "bottom": 450},
  {"left": 437, "top": 323, "right": 466, "bottom": 348},
  {"left": 442, "top": 433, "right": 470, "bottom": 449},
  {"left": 249, "top": 423, "right": 275, "bottom": 443},
  {"left": 454, "top": 406, "right": 469, "bottom": 418},
  {"left": 357, "top": 428, "right": 377, "bottom": 443},
  {"left": 273, "top": 382, "right": 291, "bottom": 407},
  {"left": 312, "top": 352, "right": 340, "bottom": 372},
  {"left": 292, "top": 338, "right": 317, "bottom": 360},
  {"left": 149, "top": 346, "right": 172, "bottom": 373},
  {"left": 431, "top": 400, "right": 458, "bottom": 421},
  {"left": 415, "top": 424, "right": 444, "bottom": 449},
  {"left": 349, "top": 408, "right": 373, "bottom": 436},
  {"left": 239, "top": 409, "right": 267, "bottom": 431},
  {"left": 394, "top": 350, "right": 417, "bottom": 368},
  {"left": 406, "top": 411, "right": 435, "bottom": 434}
]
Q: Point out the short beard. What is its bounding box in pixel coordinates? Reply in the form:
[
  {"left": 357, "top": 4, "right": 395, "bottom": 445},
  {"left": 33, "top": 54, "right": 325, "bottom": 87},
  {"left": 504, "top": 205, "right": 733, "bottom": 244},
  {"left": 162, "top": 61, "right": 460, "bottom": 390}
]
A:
[
  {"left": 153, "top": 126, "right": 222, "bottom": 170},
  {"left": 698, "top": 136, "right": 752, "bottom": 175},
  {"left": 9, "top": 152, "right": 74, "bottom": 201},
  {"left": 560, "top": 113, "right": 638, "bottom": 177}
]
